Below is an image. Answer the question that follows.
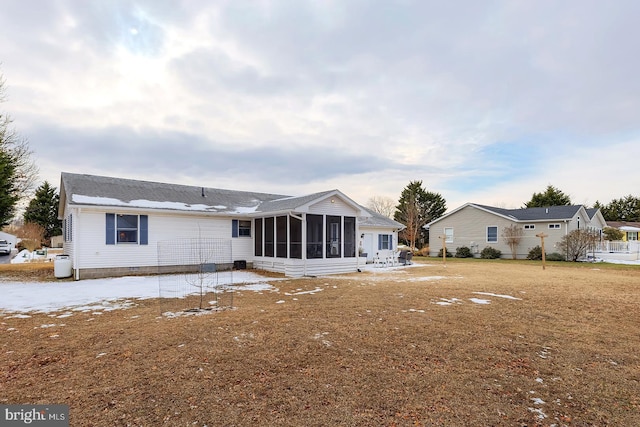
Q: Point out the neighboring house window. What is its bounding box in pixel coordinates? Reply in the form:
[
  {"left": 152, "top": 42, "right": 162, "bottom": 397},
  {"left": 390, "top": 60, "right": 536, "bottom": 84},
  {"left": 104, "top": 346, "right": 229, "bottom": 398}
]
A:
[
  {"left": 106, "top": 213, "right": 148, "bottom": 245},
  {"left": 232, "top": 219, "right": 252, "bottom": 237},
  {"left": 549, "top": 224, "right": 561, "bottom": 229},
  {"left": 378, "top": 234, "right": 393, "bottom": 250},
  {"left": 487, "top": 226, "right": 498, "bottom": 243},
  {"left": 524, "top": 224, "right": 535, "bottom": 230},
  {"left": 628, "top": 232, "right": 638, "bottom": 241},
  {"left": 444, "top": 227, "right": 454, "bottom": 243}
]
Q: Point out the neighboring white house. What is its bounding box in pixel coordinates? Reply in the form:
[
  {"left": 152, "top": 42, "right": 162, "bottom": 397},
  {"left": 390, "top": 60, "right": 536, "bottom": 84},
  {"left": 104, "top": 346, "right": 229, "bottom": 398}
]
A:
[
  {"left": 426, "top": 203, "right": 607, "bottom": 259},
  {"left": 58, "top": 172, "right": 404, "bottom": 280}
]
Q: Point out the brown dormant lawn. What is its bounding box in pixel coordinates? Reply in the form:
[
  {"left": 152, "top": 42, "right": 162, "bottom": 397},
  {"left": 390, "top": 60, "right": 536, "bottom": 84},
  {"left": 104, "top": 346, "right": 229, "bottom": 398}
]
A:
[{"left": 1, "top": 260, "right": 639, "bottom": 426}]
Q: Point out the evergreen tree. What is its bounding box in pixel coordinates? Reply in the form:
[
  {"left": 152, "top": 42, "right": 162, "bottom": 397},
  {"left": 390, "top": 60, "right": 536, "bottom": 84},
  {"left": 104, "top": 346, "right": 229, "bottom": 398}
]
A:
[
  {"left": 0, "top": 148, "right": 19, "bottom": 226},
  {"left": 0, "top": 71, "right": 38, "bottom": 225},
  {"left": 23, "top": 181, "right": 61, "bottom": 244},
  {"left": 598, "top": 195, "right": 640, "bottom": 222},
  {"left": 394, "top": 181, "right": 446, "bottom": 249},
  {"left": 524, "top": 185, "right": 571, "bottom": 208}
]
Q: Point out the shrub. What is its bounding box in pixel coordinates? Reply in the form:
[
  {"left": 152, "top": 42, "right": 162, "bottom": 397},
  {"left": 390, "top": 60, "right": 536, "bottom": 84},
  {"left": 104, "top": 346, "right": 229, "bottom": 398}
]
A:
[
  {"left": 480, "top": 246, "right": 502, "bottom": 259},
  {"left": 546, "top": 252, "right": 566, "bottom": 261},
  {"left": 527, "top": 246, "right": 544, "bottom": 260},
  {"left": 416, "top": 246, "right": 430, "bottom": 257},
  {"left": 455, "top": 246, "right": 473, "bottom": 258},
  {"left": 437, "top": 248, "right": 453, "bottom": 258}
]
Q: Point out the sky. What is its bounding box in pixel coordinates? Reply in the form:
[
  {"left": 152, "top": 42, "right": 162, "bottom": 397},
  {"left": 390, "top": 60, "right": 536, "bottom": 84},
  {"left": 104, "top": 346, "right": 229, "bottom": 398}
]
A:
[{"left": 1, "top": 0, "right": 639, "bottom": 211}]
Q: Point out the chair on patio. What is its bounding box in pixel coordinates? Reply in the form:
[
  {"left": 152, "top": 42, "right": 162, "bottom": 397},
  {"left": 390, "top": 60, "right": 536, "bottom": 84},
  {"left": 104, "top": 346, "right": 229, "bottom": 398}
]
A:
[{"left": 398, "top": 250, "right": 413, "bottom": 265}]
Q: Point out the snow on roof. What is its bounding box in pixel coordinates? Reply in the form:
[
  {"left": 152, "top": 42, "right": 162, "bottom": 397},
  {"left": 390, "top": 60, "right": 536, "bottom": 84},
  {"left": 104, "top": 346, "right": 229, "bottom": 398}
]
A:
[
  {"left": 71, "top": 195, "right": 258, "bottom": 213},
  {"left": 62, "top": 172, "right": 292, "bottom": 215}
]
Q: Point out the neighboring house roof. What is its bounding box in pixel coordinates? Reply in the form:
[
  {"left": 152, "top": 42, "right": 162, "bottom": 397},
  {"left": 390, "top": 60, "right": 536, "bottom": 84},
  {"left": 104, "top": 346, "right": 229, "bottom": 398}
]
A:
[
  {"left": 427, "top": 203, "right": 592, "bottom": 227},
  {"left": 606, "top": 221, "right": 640, "bottom": 232},
  {"left": 59, "top": 172, "right": 374, "bottom": 219},
  {"left": 359, "top": 207, "right": 405, "bottom": 230}
]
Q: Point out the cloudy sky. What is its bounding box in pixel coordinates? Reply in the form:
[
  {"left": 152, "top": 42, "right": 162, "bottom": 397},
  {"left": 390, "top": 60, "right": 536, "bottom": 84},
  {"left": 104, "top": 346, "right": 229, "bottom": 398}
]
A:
[{"left": 1, "top": 0, "right": 638, "bottom": 211}]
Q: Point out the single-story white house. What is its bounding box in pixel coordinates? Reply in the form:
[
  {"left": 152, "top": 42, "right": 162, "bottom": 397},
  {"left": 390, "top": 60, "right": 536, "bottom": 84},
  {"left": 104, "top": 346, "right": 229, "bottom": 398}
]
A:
[
  {"left": 58, "top": 172, "right": 404, "bottom": 280},
  {"left": 426, "top": 203, "right": 607, "bottom": 259}
]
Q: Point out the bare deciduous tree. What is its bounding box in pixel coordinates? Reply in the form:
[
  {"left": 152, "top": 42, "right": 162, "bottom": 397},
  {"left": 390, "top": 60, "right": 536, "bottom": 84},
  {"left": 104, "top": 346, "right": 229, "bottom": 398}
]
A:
[
  {"left": 366, "top": 195, "right": 396, "bottom": 218},
  {"left": 558, "top": 229, "right": 599, "bottom": 261},
  {"left": 17, "top": 222, "right": 45, "bottom": 253},
  {"left": 502, "top": 224, "right": 524, "bottom": 259},
  {"left": 397, "top": 192, "right": 420, "bottom": 250}
]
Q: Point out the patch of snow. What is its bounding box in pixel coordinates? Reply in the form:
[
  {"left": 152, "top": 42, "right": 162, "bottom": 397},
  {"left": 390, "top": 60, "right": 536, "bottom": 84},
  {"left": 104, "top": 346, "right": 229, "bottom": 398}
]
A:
[
  {"left": 291, "top": 287, "right": 323, "bottom": 295},
  {"left": 473, "top": 292, "right": 522, "bottom": 300},
  {"left": 275, "top": 300, "right": 286, "bottom": 304},
  {"left": 528, "top": 407, "right": 547, "bottom": 419},
  {"left": 531, "top": 397, "right": 545, "bottom": 405},
  {"left": 0, "top": 271, "right": 282, "bottom": 314},
  {"left": 72, "top": 194, "right": 258, "bottom": 213},
  {"left": 469, "top": 298, "right": 491, "bottom": 305}
]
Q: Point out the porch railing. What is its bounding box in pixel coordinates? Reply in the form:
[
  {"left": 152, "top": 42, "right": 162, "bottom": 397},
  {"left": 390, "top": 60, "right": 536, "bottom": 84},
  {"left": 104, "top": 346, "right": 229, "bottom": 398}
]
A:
[{"left": 594, "top": 241, "right": 635, "bottom": 253}]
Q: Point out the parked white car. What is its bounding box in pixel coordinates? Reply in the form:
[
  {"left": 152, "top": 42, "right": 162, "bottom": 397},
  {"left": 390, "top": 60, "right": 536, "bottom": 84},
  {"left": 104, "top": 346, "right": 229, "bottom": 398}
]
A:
[{"left": 0, "top": 239, "right": 11, "bottom": 255}]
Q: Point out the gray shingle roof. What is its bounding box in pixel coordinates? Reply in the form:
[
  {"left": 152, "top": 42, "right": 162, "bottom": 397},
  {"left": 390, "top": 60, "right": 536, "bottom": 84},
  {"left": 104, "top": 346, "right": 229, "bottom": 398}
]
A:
[
  {"left": 60, "top": 173, "right": 386, "bottom": 224},
  {"left": 61, "top": 172, "right": 289, "bottom": 214},
  {"left": 359, "top": 207, "right": 405, "bottom": 229},
  {"left": 255, "top": 190, "right": 336, "bottom": 213},
  {"left": 474, "top": 204, "right": 582, "bottom": 221}
]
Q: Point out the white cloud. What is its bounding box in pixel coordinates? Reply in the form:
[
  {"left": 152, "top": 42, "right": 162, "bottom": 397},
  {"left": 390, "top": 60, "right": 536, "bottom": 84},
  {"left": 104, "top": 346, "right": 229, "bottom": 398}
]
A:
[{"left": 0, "top": 0, "right": 638, "bottom": 210}]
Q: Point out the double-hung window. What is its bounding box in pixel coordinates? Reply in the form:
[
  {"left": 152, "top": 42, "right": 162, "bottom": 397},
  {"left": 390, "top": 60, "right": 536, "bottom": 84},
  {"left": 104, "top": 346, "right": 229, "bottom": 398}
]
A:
[
  {"left": 378, "top": 234, "right": 393, "bottom": 250},
  {"left": 232, "top": 219, "right": 252, "bottom": 237},
  {"left": 487, "top": 226, "right": 498, "bottom": 243},
  {"left": 444, "top": 227, "right": 454, "bottom": 243},
  {"left": 106, "top": 214, "right": 148, "bottom": 245}
]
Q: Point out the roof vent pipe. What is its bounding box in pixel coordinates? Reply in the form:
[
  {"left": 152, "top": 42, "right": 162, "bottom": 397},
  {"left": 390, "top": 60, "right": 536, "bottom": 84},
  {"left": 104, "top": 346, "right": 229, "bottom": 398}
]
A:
[
  {"left": 545, "top": 208, "right": 549, "bottom": 214},
  {"left": 201, "top": 187, "right": 205, "bottom": 197}
]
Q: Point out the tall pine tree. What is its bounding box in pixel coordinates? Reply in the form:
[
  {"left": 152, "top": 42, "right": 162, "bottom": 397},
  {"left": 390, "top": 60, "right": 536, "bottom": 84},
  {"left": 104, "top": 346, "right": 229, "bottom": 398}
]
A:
[
  {"left": 394, "top": 181, "right": 446, "bottom": 249},
  {"left": 524, "top": 185, "right": 572, "bottom": 208},
  {"left": 0, "top": 148, "right": 19, "bottom": 226},
  {"left": 23, "top": 181, "right": 61, "bottom": 244}
]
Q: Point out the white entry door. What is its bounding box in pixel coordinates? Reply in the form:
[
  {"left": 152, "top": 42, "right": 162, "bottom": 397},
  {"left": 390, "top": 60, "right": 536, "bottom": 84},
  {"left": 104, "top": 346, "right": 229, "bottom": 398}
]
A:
[{"left": 362, "top": 233, "right": 374, "bottom": 262}]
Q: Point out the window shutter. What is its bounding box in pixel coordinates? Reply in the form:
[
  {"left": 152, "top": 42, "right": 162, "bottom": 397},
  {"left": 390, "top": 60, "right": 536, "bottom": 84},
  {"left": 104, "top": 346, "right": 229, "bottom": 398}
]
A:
[
  {"left": 232, "top": 219, "right": 238, "bottom": 238},
  {"left": 106, "top": 213, "right": 115, "bottom": 245},
  {"left": 390, "top": 235, "right": 393, "bottom": 250},
  {"left": 378, "top": 234, "right": 382, "bottom": 250},
  {"left": 140, "top": 215, "right": 148, "bottom": 245}
]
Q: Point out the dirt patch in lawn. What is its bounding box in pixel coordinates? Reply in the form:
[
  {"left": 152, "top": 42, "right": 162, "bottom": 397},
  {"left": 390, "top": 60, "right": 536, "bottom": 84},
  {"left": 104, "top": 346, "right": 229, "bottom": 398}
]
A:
[{"left": 1, "top": 261, "right": 639, "bottom": 426}]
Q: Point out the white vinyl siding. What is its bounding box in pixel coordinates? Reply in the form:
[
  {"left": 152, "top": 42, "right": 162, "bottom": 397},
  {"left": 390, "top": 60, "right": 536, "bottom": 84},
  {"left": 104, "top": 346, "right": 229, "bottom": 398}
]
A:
[{"left": 73, "top": 209, "right": 232, "bottom": 270}]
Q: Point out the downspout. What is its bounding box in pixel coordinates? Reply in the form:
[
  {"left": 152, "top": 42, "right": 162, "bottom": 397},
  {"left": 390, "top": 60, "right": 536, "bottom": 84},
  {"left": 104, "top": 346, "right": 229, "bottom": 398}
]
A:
[{"left": 74, "top": 208, "right": 80, "bottom": 281}]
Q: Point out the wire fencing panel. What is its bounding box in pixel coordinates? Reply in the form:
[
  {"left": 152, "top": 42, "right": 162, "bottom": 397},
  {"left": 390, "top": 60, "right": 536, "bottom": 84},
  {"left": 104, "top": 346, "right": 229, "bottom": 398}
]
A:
[{"left": 157, "top": 238, "right": 233, "bottom": 315}]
